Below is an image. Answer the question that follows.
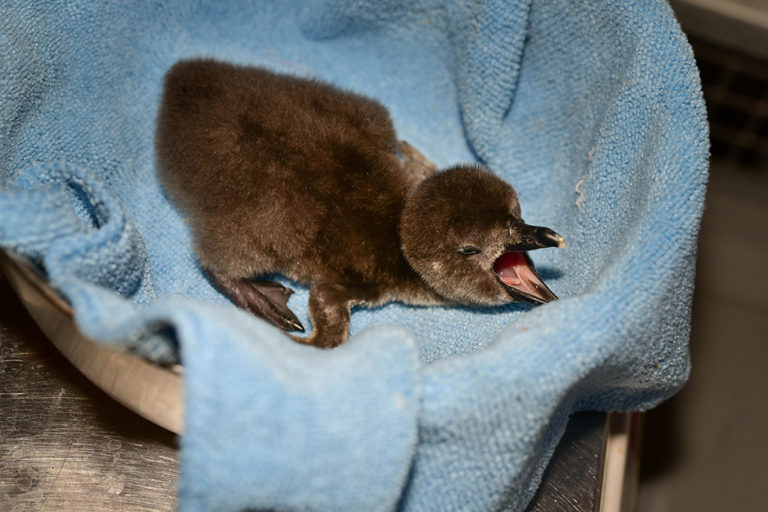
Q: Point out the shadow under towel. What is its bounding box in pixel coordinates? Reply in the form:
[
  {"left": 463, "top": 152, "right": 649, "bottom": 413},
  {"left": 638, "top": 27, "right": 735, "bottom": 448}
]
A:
[{"left": 0, "top": 0, "right": 708, "bottom": 510}]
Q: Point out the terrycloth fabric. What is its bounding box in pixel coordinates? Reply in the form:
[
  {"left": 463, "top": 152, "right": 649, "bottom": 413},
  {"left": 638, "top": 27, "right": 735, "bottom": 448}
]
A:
[{"left": 0, "top": 0, "right": 708, "bottom": 510}]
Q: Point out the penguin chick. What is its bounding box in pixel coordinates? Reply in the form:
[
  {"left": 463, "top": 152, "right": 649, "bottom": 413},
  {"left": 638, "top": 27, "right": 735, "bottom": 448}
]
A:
[{"left": 156, "top": 58, "right": 565, "bottom": 348}]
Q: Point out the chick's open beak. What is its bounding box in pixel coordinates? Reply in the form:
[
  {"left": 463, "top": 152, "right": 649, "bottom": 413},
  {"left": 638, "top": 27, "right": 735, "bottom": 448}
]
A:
[
  {"left": 492, "top": 223, "right": 565, "bottom": 304},
  {"left": 493, "top": 251, "right": 558, "bottom": 304}
]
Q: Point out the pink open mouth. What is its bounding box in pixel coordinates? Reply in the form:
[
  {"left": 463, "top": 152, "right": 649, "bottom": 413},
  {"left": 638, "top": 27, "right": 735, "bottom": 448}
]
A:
[{"left": 492, "top": 251, "right": 557, "bottom": 304}]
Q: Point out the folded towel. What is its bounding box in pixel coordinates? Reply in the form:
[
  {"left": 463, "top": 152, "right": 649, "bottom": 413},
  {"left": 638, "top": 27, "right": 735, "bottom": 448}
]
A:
[{"left": 0, "top": 0, "right": 708, "bottom": 510}]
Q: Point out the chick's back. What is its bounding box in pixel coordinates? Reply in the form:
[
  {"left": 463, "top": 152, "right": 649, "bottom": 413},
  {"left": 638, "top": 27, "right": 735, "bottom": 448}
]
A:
[{"left": 156, "top": 59, "right": 411, "bottom": 284}]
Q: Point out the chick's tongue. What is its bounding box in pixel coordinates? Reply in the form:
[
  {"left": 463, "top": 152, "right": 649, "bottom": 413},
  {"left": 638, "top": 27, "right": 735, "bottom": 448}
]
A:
[{"left": 493, "top": 251, "right": 551, "bottom": 300}]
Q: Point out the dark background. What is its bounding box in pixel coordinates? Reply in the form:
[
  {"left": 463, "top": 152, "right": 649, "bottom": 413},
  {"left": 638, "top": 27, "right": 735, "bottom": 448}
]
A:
[{"left": 638, "top": 1, "right": 768, "bottom": 510}]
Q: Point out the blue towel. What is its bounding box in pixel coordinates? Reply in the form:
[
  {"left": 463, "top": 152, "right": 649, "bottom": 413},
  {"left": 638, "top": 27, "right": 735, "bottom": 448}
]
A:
[{"left": 0, "top": 0, "right": 708, "bottom": 510}]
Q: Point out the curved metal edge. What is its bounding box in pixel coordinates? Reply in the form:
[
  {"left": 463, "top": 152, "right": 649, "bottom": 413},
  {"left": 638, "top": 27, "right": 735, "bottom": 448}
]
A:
[
  {"left": 0, "top": 251, "right": 184, "bottom": 435},
  {"left": 598, "top": 412, "right": 643, "bottom": 512}
]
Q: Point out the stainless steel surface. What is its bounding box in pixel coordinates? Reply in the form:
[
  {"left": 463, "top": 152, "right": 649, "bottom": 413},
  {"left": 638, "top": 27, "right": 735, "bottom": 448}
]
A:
[
  {"left": 0, "top": 253, "right": 183, "bottom": 434},
  {"left": 0, "top": 278, "right": 178, "bottom": 511},
  {"left": 525, "top": 411, "right": 608, "bottom": 512},
  {"left": 670, "top": 0, "right": 768, "bottom": 60}
]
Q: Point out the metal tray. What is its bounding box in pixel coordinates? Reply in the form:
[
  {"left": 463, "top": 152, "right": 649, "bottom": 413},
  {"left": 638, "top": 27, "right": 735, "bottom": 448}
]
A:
[{"left": 0, "top": 252, "right": 183, "bottom": 434}]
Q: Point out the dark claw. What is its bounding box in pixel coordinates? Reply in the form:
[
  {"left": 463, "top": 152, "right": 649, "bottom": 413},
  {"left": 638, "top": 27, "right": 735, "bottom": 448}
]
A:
[{"left": 205, "top": 270, "right": 305, "bottom": 332}]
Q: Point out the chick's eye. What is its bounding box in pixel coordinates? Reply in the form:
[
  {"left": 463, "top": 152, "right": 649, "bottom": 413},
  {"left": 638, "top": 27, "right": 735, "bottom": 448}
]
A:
[{"left": 458, "top": 246, "right": 481, "bottom": 256}]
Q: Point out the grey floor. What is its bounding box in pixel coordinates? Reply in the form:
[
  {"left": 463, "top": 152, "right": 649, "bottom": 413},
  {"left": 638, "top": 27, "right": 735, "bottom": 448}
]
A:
[{"left": 637, "top": 159, "right": 768, "bottom": 511}]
